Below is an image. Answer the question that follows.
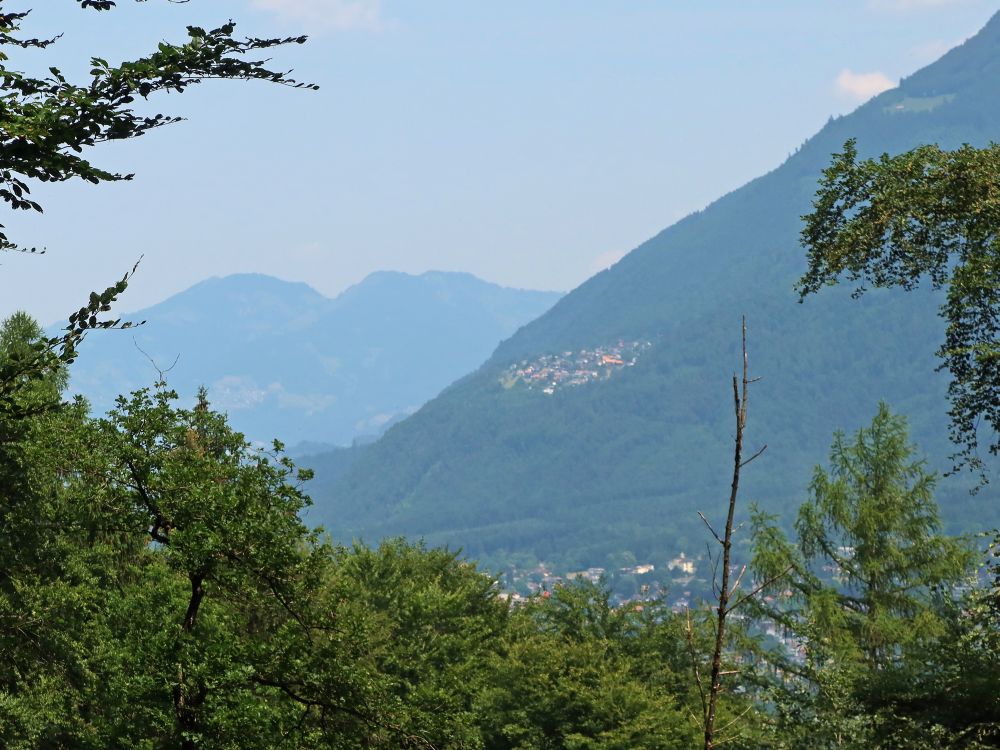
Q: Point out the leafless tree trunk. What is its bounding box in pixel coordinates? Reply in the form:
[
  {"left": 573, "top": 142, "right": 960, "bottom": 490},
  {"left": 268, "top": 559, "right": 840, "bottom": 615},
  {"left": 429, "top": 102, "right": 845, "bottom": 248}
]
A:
[{"left": 687, "top": 317, "right": 776, "bottom": 750}]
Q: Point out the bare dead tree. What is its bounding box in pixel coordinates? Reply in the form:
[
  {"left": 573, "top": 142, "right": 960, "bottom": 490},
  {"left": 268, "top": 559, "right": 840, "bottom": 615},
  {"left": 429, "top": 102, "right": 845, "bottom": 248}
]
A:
[{"left": 686, "top": 317, "right": 783, "bottom": 750}]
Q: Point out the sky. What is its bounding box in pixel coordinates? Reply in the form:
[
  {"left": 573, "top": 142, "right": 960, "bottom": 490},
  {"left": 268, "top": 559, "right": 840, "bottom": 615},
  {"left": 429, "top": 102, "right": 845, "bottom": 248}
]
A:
[{"left": 1, "top": 0, "right": 998, "bottom": 323}]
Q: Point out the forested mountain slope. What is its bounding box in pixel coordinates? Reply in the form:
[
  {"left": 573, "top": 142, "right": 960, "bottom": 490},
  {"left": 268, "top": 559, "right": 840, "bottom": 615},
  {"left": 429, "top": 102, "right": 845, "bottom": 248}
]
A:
[
  {"left": 306, "top": 13, "right": 1000, "bottom": 569},
  {"left": 65, "top": 272, "right": 561, "bottom": 445}
]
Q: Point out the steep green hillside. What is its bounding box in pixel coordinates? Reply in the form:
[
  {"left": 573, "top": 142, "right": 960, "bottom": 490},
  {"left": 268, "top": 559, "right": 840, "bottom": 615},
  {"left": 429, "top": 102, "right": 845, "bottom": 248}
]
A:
[
  {"left": 65, "top": 272, "right": 561, "bottom": 445},
  {"left": 306, "top": 13, "right": 1000, "bottom": 570}
]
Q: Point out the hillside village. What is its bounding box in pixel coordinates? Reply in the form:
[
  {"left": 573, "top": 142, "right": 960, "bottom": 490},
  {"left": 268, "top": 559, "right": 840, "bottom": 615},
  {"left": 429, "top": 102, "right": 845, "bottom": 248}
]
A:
[
  {"left": 498, "top": 551, "right": 700, "bottom": 610},
  {"left": 501, "top": 340, "right": 652, "bottom": 394},
  {"left": 498, "top": 554, "right": 806, "bottom": 658}
]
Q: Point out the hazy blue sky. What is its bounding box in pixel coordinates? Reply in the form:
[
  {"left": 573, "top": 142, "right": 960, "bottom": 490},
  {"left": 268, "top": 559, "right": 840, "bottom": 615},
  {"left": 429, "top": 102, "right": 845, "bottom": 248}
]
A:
[{"left": 2, "top": 0, "right": 997, "bottom": 323}]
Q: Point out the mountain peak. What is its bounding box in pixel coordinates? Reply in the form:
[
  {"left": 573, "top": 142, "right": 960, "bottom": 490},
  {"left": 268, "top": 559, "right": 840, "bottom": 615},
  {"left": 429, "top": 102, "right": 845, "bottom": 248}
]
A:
[
  {"left": 172, "top": 273, "right": 327, "bottom": 304},
  {"left": 66, "top": 269, "right": 561, "bottom": 447},
  {"left": 343, "top": 269, "right": 561, "bottom": 301}
]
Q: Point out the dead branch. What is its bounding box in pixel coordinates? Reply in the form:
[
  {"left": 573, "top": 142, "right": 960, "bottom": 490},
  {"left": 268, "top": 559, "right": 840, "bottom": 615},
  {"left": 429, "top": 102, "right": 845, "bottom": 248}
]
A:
[
  {"left": 740, "top": 444, "right": 767, "bottom": 468},
  {"left": 685, "top": 607, "right": 708, "bottom": 723},
  {"left": 728, "top": 565, "right": 794, "bottom": 615},
  {"left": 701, "top": 316, "right": 763, "bottom": 750},
  {"left": 699, "top": 511, "right": 724, "bottom": 545}
]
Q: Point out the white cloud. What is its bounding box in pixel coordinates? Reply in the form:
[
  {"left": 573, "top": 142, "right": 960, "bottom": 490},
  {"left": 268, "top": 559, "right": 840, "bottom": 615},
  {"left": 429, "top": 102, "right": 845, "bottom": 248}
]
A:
[
  {"left": 251, "top": 0, "right": 382, "bottom": 33},
  {"left": 835, "top": 69, "right": 896, "bottom": 102}
]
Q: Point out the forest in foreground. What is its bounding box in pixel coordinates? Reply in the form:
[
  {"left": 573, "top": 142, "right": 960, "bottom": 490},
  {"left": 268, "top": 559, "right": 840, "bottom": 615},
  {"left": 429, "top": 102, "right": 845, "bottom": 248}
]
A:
[
  {"left": 2, "top": 3, "right": 999, "bottom": 748},
  {"left": 3, "top": 313, "right": 1000, "bottom": 748}
]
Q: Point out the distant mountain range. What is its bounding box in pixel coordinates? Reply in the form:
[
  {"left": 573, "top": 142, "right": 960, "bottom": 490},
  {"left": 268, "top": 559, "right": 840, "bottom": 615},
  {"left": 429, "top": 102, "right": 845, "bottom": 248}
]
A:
[
  {"left": 303, "top": 11, "right": 1000, "bottom": 570},
  {"left": 65, "top": 271, "right": 562, "bottom": 446}
]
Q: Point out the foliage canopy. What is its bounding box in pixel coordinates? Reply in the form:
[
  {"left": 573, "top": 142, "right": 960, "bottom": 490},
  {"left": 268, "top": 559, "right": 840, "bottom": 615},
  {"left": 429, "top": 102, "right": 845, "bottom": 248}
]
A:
[
  {"left": 798, "top": 139, "right": 1000, "bottom": 479},
  {"left": 0, "top": 0, "right": 316, "bottom": 253},
  {"left": 750, "top": 406, "right": 987, "bottom": 748}
]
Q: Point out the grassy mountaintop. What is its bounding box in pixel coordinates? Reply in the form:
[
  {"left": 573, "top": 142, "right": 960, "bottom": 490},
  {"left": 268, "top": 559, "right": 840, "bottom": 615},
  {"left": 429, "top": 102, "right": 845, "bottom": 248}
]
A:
[{"left": 305, "top": 13, "right": 1000, "bottom": 570}]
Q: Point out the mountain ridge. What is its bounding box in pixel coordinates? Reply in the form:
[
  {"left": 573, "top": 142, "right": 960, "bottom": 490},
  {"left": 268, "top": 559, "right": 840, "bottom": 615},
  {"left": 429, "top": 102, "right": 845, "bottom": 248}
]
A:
[
  {"left": 64, "top": 270, "right": 563, "bottom": 445},
  {"left": 305, "top": 11, "right": 1000, "bottom": 571}
]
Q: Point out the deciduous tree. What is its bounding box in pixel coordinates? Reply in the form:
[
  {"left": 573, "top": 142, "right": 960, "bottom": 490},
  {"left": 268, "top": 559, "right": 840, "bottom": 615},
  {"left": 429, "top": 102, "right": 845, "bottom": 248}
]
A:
[
  {"left": 0, "top": 1, "right": 316, "bottom": 253},
  {"left": 798, "top": 139, "right": 1000, "bottom": 478}
]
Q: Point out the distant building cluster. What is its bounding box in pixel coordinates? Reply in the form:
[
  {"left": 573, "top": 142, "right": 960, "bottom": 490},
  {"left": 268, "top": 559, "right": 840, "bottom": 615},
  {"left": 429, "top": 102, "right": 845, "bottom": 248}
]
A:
[
  {"left": 501, "top": 340, "right": 652, "bottom": 395},
  {"left": 498, "top": 552, "right": 702, "bottom": 610},
  {"left": 496, "top": 552, "right": 808, "bottom": 661}
]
